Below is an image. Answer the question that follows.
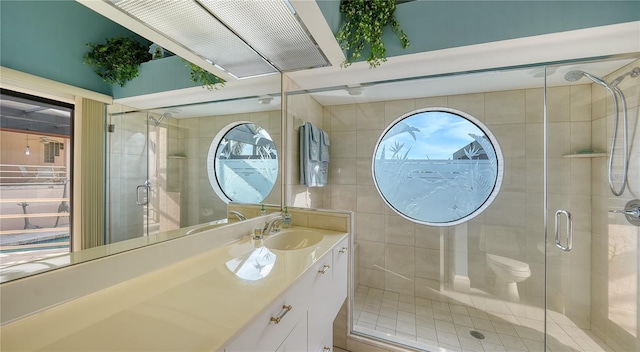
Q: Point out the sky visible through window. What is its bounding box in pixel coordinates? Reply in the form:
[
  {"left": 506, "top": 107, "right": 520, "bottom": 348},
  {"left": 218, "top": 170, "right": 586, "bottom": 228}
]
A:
[
  {"left": 377, "top": 111, "right": 485, "bottom": 160},
  {"left": 373, "top": 109, "right": 501, "bottom": 225}
]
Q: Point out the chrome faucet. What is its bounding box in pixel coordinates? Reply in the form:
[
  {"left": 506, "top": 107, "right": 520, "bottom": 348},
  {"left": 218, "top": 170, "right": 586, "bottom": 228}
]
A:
[
  {"left": 263, "top": 216, "right": 284, "bottom": 235},
  {"left": 229, "top": 210, "right": 246, "bottom": 221}
]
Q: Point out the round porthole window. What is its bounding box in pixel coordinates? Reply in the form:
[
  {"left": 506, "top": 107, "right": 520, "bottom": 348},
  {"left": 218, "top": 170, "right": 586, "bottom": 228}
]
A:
[
  {"left": 207, "top": 122, "right": 278, "bottom": 203},
  {"left": 372, "top": 108, "right": 503, "bottom": 226}
]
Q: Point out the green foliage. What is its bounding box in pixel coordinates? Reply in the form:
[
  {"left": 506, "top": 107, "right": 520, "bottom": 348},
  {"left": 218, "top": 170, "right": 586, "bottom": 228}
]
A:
[
  {"left": 83, "top": 36, "right": 150, "bottom": 87},
  {"left": 336, "top": 0, "right": 410, "bottom": 68},
  {"left": 183, "top": 60, "right": 225, "bottom": 90}
]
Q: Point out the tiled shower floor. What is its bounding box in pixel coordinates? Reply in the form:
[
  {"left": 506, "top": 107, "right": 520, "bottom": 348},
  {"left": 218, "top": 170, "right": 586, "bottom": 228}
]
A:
[{"left": 352, "top": 286, "right": 614, "bottom": 352}]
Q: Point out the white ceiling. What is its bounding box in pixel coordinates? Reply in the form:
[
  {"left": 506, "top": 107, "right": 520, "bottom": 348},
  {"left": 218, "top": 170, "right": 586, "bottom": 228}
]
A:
[
  {"left": 91, "top": 0, "right": 640, "bottom": 117},
  {"left": 307, "top": 57, "right": 639, "bottom": 107}
]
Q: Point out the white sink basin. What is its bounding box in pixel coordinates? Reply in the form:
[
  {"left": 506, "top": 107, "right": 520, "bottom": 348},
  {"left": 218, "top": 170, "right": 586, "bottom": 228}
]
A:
[{"left": 265, "top": 230, "right": 323, "bottom": 250}]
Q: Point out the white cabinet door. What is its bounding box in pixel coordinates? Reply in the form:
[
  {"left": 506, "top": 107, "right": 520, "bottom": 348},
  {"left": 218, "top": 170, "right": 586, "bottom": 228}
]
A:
[
  {"left": 225, "top": 272, "right": 313, "bottom": 352},
  {"left": 331, "top": 238, "right": 349, "bottom": 318},
  {"left": 275, "top": 313, "right": 308, "bottom": 352}
]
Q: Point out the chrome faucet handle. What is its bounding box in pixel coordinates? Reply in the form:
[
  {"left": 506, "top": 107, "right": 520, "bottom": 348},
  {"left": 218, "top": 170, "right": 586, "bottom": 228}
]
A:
[
  {"left": 609, "top": 208, "right": 640, "bottom": 217},
  {"left": 271, "top": 222, "right": 281, "bottom": 234},
  {"left": 262, "top": 216, "right": 284, "bottom": 235},
  {"left": 609, "top": 199, "right": 640, "bottom": 226},
  {"left": 252, "top": 227, "right": 263, "bottom": 240},
  {"left": 229, "top": 210, "right": 246, "bottom": 221}
]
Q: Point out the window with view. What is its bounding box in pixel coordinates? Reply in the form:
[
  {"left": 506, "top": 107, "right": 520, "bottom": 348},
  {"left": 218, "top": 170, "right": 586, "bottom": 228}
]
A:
[{"left": 372, "top": 108, "right": 503, "bottom": 226}]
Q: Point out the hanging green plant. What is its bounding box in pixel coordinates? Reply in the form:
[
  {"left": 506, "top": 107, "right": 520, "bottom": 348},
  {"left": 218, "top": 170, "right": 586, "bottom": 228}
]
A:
[
  {"left": 183, "top": 60, "right": 226, "bottom": 90},
  {"left": 336, "top": 0, "right": 410, "bottom": 68},
  {"left": 83, "top": 36, "right": 151, "bottom": 86}
]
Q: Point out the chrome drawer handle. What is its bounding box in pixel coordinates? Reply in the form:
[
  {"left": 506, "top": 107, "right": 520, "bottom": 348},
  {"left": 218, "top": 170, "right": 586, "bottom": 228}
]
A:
[
  {"left": 339, "top": 247, "right": 348, "bottom": 253},
  {"left": 270, "top": 305, "right": 292, "bottom": 324},
  {"left": 318, "top": 264, "right": 330, "bottom": 274},
  {"left": 323, "top": 347, "right": 331, "bottom": 351}
]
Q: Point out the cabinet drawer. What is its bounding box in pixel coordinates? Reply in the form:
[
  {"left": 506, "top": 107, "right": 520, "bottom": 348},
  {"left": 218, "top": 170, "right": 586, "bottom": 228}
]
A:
[
  {"left": 309, "top": 254, "right": 333, "bottom": 294},
  {"left": 275, "top": 312, "right": 307, "bottom": 352},
  {"left": 224, "top": 273, "right": 313, "bottom": 352},
  {"left": 315, "top": 329, "right": 333, "bottom": 352}
]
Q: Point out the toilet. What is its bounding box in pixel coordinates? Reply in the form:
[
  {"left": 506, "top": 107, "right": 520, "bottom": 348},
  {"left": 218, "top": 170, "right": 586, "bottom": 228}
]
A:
[
  {"left": 485, "top": 254, "right": 531, "bottom": 301},
  {"left": 479, "top": 225, "right": 532, "bottom": 302}
]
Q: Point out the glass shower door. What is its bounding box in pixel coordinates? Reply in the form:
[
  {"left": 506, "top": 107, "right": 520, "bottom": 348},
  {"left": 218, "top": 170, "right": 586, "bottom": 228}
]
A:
[
  {"left": 545, "top": 58, "right": 640, "bottom": 352},
  {"left": 106, "top": 110, "right": 151, "bottom": 243}
]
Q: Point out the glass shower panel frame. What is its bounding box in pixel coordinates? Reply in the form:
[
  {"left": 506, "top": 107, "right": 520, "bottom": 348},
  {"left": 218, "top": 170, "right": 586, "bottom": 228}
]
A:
[{"left": 106, "top": 111, "right": 150, "bottom": 243}]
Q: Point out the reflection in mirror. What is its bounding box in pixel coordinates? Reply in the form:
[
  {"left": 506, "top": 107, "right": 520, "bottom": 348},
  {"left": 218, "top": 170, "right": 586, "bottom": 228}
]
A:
[
  {"left": 372, "top": 108, "right": 503, "bottom": 226},
  {"left": 1, "top": 95, "right": 282, "bottom": 283},
  {"left": 225, "top": 246, "right": 276, "bottom": 281},
  {"left": 208, "top": 122, "right": 278, "bottom": 204},
  {"left": 106, "top": 96, "right": 282, "bottom": 238}
]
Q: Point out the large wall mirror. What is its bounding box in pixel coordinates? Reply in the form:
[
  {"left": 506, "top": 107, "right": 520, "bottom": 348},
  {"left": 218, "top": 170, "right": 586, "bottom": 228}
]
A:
[{"left": 1, "top": 93, "right": 283, "bottom": 283}]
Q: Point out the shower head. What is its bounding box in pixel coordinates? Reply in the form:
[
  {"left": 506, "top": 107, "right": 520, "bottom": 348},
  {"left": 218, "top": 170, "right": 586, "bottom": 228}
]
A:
[
  {"left": 157, "top": 112, "right": 171, "bottom": 125},
  {"left": 564, "top": 70, "right": 611, "bottom": 90},
  {"left": 149, "top": 112, "right": 172, "bottom": 126},
  {"left": 610, "top": 67, "right": 640, "bottom": 87},
  {"left": 564, "top": 70, "right": 585, "bottom": 82}
]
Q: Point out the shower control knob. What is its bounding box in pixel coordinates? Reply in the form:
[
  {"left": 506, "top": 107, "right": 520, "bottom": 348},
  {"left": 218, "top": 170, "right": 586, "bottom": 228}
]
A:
[
  {"left": 610, "top": 208, "right": 640, "bottom": 217},
  {"left": 609, "top": 199, "right": 640, "bottom": 226}
]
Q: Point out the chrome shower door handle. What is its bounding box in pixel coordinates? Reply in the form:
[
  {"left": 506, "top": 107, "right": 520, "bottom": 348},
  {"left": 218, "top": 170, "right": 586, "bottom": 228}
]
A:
[
  {"left": 136, "top": 181, "right": 150, "bottom": 206},
  {"left": 554, "top": 210, "right": 573, "bottom": 251}
]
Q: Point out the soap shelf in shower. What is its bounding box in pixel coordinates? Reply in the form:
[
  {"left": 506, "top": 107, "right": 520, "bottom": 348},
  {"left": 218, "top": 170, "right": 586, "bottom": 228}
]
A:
[{"left": 562, "top": 152, "right": 607, "bottom": 158}]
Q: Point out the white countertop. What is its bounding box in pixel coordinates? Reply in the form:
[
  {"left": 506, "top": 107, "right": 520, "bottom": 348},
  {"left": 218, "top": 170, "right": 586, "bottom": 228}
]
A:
[
  {"left": 0, "top": 218, "right": 234, "bottom": 284},
  {"left": 0, "top": 227, "right": 348, "bottom": 351}
]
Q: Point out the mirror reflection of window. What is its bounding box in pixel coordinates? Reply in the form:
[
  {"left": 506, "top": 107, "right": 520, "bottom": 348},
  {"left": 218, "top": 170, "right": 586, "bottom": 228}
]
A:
[
  {"left": 372, "top": 108, "right": 503, "bottom": 226},
  {"left": 208, "top": 123, "right": 278, "bottom": 203},
  {"left": 225, "top": 247, "right": 276, "bottom": 281}
]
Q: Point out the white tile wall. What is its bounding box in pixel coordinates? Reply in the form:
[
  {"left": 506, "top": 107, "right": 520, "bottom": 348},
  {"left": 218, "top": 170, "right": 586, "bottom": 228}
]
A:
[{"left": 590, "top": 59, "right": 640, "bottom": 352}]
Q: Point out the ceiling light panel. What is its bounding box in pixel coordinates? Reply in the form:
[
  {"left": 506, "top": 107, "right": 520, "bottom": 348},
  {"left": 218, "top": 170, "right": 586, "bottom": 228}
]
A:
[
  {"left": 109, "top": 0, "right": 278, "bottom": 78},
  {"left": 198, "top": 0, "right": 330, "bottom": 72}
]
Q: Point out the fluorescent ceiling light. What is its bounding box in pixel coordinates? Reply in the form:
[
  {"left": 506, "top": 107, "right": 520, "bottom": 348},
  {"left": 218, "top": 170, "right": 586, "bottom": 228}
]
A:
[{"left": 106, "top": 0, "right": 329, "bottom": 78}]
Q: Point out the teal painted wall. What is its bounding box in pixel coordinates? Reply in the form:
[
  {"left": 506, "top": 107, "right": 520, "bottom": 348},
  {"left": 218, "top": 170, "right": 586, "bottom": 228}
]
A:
[
  {"left": 2, "top": 0, "right": 637, "bottom": 96},
  {"left": 111, "top": 56, "right": 202, "bottom": 99},
  {"left": 0, "top": 0, "right": 201, "bottom": 98},
  {"left": 319, "top": 0, "right": 640, "bottom": 61},
  {"left": 0, "top": 0, "right": 135, "bottom": 95}
]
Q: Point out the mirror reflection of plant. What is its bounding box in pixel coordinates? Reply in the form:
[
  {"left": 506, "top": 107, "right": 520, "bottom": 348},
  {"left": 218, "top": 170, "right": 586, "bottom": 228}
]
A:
[
  {"left": 257, "top": 144, "right": 277, "bottom": 160},
  {"left": 182, "top": 60, "right": 225, "bottom": 90},
  {"left": 218, "top": 140, "right": 231, "bottom": 159},
  {"left": 230, "top": 140, "right": 246, "bottom": 156},
  {"left": 336, "top": 0, "right": 410, "bottom": 68},
  {"left": 83, "top": 36, "right": 151, "bottom": 86}
]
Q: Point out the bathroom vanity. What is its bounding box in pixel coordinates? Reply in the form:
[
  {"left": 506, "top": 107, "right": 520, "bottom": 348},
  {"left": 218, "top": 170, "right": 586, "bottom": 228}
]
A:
[
  {"left": 224, "top": 234, "right": 348, "bottom": 352},
  {"left": 0, "top": 209, "right": 351, "bottom": 352}
]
